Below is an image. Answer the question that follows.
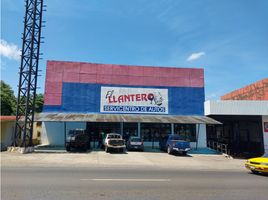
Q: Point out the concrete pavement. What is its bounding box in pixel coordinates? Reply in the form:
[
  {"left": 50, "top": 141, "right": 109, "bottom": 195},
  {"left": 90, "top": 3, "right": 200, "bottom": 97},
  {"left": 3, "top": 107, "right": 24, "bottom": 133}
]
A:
[
  {"left": 1, "top": 151, "right": 245, "bottom": 171},
  {"left": 2, "top": 151, "right": 267, "bottom": 200},
  {"left": 2, "top": 166, "right": 268, "bottom": 200}
]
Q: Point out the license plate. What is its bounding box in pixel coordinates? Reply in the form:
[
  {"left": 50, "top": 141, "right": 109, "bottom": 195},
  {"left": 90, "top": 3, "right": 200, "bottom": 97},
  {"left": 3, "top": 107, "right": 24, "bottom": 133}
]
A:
[{"left": 134, "top": 146, "right": 138, "bottom": 148}]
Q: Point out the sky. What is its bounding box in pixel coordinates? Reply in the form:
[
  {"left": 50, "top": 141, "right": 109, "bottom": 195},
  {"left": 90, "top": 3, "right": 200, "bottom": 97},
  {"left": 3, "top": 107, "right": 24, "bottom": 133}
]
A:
[{"left": 1, "top": 0, "right": 268, "bottom": 100}]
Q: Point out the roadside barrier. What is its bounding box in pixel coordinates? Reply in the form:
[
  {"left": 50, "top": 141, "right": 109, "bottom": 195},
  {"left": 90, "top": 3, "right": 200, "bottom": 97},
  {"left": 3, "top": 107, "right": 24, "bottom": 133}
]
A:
[{"left": 207, "top": 140, "right": 230, "bottom": 155}]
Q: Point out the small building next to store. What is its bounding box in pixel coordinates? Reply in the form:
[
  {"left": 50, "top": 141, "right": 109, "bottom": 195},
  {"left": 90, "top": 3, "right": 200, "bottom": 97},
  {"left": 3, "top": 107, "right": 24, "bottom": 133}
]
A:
[{"left": 205, "top": 78, "right": 268, "bottom": 158}]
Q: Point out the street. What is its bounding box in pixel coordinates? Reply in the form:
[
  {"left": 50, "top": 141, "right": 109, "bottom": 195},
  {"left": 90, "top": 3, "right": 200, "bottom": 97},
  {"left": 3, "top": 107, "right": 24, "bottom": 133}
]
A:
[{"left": 1, "top": 166, "right": 268, "bottom": 200}]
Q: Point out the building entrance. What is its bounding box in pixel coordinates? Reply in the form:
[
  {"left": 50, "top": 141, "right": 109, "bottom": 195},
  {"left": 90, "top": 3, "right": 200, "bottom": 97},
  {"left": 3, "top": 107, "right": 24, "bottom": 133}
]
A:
[
  {"left": 207, "top": 115, "right": 264, "bottom": 158},
  {"left": 86, "top": 122, "right": 120, "bottom": 148}
]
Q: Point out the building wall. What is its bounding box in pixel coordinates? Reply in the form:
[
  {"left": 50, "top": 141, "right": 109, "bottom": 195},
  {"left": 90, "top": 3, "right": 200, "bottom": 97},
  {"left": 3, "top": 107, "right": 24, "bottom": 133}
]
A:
[
  {"left": 263, "top": 116, "right": 268, "bottom": 153},
  {"left": 41, "top": 122, "right": 87, "bottom": 146},
  {"left": 205, "top": 100, "right": 268, "bottom": 116},
  {"left": 41, "top": 122, "right": 64, "bottom": 146},
  {"left": 195, "top": 124, "right": 207, "bottom": 148},
  {"left": 0, "top": 121, "right": 15, "bottom": 148},
  {"left": 221, "top": 78, "right": 268, "bottom": 100},
  {"left": 43, "top": 61, "right": 204, "bottom": 115}
]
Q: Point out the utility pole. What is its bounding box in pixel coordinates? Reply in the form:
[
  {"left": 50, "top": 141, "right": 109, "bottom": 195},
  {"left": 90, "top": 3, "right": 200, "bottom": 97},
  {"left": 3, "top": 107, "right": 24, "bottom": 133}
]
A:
[{"left": 14, "top": 0, "right": 46, "bottom": 148}]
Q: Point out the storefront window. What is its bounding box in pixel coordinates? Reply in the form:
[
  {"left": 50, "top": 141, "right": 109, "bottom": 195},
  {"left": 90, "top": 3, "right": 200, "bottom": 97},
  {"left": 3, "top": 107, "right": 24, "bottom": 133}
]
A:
[
  {"left": 141, "top": 123, "right": 171, "bottom": 142},
  {"left": 123, "top": 123, "right": 138, "bottom": 141},
  {"left": 174, "top": 124, "right": 196, "bottom": 142},
  {"left": 86, "top": 122, "right": 121, "bottom": 142}
]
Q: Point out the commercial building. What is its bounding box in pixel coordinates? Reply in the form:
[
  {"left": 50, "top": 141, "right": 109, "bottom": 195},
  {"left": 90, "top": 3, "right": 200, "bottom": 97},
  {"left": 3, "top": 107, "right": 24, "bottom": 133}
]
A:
[
  {"left": 0, "top": 116, "right": 41, "bottom": 150},
  {"left": 0, "top": 116, "right": 16, "bottom": 151},
  {"left": 205, "top": 78, "right": 268, "bottom": 157},
  {"left": 37, "top": 60, "right": 219, "bottom": 149}
]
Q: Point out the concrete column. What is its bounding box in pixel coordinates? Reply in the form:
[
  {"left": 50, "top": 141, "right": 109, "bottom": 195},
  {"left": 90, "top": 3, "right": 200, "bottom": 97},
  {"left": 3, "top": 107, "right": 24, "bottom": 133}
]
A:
[
  {"left": 138, "top": 122, "right": 141, "bottom": 138},
  {"left": 64, "top": 122, "right": 66, "bottom": 147},
  {"left": 171, "top": 123, "right": 174, "bottom": 135},
  {"left": 120, "top": 122, "right": 123, "bottom": 135}
]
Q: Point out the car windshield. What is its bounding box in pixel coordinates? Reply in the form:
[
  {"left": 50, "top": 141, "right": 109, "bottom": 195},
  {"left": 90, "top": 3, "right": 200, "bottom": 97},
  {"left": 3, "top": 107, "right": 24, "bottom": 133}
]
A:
[
  {"left": 130, "top": 138, "right": 141, "bottom": 142},
  {"left": 262, "top": 153, "right": 268, "bottom": 158},
  {"left": 108, "top": 134, "right": 121, "bottom": 139},
  {"left": 170, "top": 135, "right": 183, "bottom": 140}
]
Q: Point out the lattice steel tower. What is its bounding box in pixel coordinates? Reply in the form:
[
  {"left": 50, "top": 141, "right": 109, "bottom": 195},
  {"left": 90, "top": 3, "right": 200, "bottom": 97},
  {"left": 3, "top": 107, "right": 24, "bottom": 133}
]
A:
[{"left": 14, "top": 0, "right": 45, "bottom": 147}]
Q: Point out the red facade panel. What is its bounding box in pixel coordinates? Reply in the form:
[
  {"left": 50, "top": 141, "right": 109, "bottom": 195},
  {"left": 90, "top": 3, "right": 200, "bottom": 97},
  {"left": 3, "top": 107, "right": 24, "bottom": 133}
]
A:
[
  {"left": 63, "top": 62, "right": 80, "bottom": 73},
  {"left": 111, "top": 75, "right": 130, "bottom": 85},
  {"left": 63, "top": 72, "right": 80, "bottom": 82},
  {"left": 221, "top": 78, "right": 268, "bottom": 100},
  {"left": 80, "top": 63, "right": 97, "bottom": 74},
  {"left": 97, "top": 64, "right": 113, "bottom": 75},
  {"left": 79, "top": 73, "right": 97, "bottom": 83},
  {"left": 143, "top": 67, "right": 158, "bottom": 77},
  {"left": 128, "top": 76, "right": 144, "bottom": 85},
  {"left": 96, "top": 74, "right": 113, "bottom": 84},
  {"left": 45, "top": 82, "right": 62, "bottom": 94},
  {"left": 44, "top": 93, "right": 62, "bottom": 105},
  {"left": 129, "top": 66, "right": 144, "bottom": 76},
  {"left": 190, "top": 78, "right": 204, "bottom": 87},
  {"left": 112, "top": 65, "right": 129, "bottom": 75},
  {"left": 46, "top": 71, "right": 63, "bottom": 82}
]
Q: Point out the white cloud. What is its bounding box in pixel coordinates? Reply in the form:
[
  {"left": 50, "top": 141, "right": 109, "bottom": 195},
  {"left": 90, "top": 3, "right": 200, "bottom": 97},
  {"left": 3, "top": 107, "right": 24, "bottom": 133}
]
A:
[
  {"left": 0, "top": 39, "right": 21, "bottom": 60},
  {"left": 187, "top": 52, "right": 205, "bottom": 61}
]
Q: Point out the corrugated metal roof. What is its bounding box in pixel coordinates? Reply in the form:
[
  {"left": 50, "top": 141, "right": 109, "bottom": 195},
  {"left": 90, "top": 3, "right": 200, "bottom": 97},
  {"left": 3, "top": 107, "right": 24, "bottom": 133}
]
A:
[
  {"left": 205, "top": 100, "right": 268, "bottom": 116},
  {"left": 34, "top": 113, "right": 221, "bottom": 124}
]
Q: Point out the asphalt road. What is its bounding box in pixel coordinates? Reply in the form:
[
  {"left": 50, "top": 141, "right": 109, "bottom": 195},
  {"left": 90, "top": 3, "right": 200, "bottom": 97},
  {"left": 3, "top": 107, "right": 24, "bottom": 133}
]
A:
[{"left": 1, "top": 166, "right": 268, "bottom": 200}]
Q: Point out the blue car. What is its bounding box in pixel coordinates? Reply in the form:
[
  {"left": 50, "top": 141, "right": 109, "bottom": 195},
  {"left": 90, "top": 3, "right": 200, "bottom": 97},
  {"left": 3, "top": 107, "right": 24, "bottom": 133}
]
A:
[{"left": 159, "top": 135, "right": 191, "bottom": 155}]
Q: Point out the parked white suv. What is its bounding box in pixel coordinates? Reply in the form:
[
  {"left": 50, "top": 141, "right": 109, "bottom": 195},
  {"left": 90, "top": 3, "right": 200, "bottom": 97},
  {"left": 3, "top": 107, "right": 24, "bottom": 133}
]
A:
[{"left": 104, "top": 133, "right": 126, "bottom": 153}]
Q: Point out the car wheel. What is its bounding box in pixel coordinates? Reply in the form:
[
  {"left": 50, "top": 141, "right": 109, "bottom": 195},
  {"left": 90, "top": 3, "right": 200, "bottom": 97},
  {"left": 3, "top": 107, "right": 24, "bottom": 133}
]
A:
[
  {"left": 83, "top": 146, "right": 88, "bottom": 152},
  {"left": 105, "top": 146, "right": 109, "bottom": 153},
  {"left": 182, "top": 151, "right": 187, "bottom": 156},
  {"left": 66, "top": 145, "right": 71, "bottom": 152},
  {"left": 167, "top": 146, "right": 172, "bottom": 154}
]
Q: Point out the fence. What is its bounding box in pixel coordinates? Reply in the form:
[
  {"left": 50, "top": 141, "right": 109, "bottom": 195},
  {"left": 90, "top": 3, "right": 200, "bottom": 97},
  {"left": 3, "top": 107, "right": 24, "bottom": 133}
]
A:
[{"left": 207, "top": 140, "right": 230, "bottom": 155}]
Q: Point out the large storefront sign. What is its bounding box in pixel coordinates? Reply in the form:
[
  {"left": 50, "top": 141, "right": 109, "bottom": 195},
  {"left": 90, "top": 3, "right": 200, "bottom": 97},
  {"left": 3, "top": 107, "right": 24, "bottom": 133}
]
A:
[{"left": 100, "top": 87, "right": 168, "bottom": 114}]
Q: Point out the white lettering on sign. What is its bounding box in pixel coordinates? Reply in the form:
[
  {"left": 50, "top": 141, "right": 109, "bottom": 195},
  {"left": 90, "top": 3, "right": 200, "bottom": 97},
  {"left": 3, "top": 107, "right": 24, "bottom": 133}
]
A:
[{"left": 100, "top": 87, "right": 168, "bottom": 114}]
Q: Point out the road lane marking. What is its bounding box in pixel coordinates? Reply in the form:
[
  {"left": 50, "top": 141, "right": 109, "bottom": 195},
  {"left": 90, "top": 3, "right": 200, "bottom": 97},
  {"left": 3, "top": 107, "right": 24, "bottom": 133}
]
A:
[{"left": 80, "top": 178, "right": 171, "bottom": 182}]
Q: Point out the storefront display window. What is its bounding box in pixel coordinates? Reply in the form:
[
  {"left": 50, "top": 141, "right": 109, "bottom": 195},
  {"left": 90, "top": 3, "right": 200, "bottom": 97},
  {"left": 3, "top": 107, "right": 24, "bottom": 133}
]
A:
[
  {"left": 174, "top": 124, "right": 196, "bottom": 142},
  {"left": 86, "top": 122, "right": 121, "bottom": 142},
  {"left": 123, "top": 123, "right": 138, "bottom": 141},
  {"left": 141, "top": 123, "right": 171, "bottom": 142}
]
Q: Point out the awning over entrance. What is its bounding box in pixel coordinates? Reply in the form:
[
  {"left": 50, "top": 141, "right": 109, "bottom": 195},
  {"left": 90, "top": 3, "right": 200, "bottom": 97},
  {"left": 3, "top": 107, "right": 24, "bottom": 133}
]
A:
[{"left": 35, "top": 113, "right": 221, "bottom": 124}]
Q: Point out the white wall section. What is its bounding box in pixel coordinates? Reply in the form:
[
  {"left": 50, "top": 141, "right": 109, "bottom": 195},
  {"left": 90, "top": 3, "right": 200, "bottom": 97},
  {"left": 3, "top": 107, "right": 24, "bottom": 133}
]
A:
[{"left": 205, "top": 100, "right": 268, "bottom": 116}]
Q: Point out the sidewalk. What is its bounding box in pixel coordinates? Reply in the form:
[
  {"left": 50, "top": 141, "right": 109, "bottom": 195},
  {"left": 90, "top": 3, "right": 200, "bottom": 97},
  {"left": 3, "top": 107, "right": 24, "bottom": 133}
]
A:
[
  {"left": 34, "top": 145, "right": 220, "bottom": 154},
  {"left": 1, "top": 150, "right": 246, "bottom": 171}
]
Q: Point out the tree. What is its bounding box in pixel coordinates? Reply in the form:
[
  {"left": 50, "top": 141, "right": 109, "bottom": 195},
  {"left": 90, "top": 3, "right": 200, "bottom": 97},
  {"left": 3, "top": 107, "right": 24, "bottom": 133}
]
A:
[
  {"left": 16, "top": 93, "right": 44, "bottom": 114},
  {"left": 0, "top": 81, "right": 44, "bottom": 115},
  {"left": 0, "top": 80, "right": 17, "bottom": 115},
  {"left": 35, "top": 93, "right": 44, "bottom": 113}
]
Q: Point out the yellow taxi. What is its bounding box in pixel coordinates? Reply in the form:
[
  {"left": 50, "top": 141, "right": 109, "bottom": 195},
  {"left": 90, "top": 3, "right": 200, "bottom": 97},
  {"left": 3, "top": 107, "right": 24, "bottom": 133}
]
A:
[{"left": 245, "top": 153, "right": 268, "bottom": 174}]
